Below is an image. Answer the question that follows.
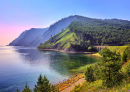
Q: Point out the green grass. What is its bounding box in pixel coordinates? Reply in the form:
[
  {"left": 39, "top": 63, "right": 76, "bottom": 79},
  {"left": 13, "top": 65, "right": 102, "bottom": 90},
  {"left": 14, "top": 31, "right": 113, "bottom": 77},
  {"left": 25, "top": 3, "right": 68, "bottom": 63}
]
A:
[
  {"left": 71, "top": 46, "right": 130, "bottom": 92},
  {"left": 71, "top": 79, "right": 130, "bottom": 92},
  {"left": 38, "top": 28, "right": 79, "bottom": 50},
  {"left": 108, "top": 46, "right": 128, "bottom": 55},
  {"left": 71, "top": 80, "right": 103, "bottom": 92},
  {"left": 71, "top": 61, "right": 130, "bottom": 92},
  {"left": 70, "top": 63, "right": 98, "bottom": 72}
]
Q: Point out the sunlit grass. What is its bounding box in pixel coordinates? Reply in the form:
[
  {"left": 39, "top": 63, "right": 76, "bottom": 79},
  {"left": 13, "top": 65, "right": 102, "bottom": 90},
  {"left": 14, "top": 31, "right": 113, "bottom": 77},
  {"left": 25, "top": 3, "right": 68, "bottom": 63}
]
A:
[
  {"left": 108, "top": 46, "right": 128, "bottom": 55},
  {"left": 70, "top": 63, "right": 98, "bottom": 73},
  {"left": 39, "top": 28, "right": 79, "bottom": 50}
]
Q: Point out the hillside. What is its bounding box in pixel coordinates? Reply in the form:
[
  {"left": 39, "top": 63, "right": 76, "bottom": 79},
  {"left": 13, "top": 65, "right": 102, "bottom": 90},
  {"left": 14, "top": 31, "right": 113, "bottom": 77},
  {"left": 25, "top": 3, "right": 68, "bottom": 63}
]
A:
[
  {"left": 38, "top": 16, "right": 130, "bottom": 51},
  {"left": 9, "top": 15, "right": 130, "bottom": 47},
  {"left": 30, "top": 16, "right": 77, "bottom": 47},
  {"left": 108, "top": 46, "right": 128, "bottom": 55},
  {"left": 9, "top": 28, "right": 48, "bottom": 46},
  {"left": 9, "top": 15, "right": 82, "bottom": 47}
]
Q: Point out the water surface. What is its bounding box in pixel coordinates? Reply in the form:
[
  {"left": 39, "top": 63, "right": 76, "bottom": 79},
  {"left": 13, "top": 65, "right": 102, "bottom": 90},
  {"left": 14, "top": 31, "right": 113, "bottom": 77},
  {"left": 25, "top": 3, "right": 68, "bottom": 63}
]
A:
[{"left": 0, "top": 46, "right": 100, "bottom": 92}]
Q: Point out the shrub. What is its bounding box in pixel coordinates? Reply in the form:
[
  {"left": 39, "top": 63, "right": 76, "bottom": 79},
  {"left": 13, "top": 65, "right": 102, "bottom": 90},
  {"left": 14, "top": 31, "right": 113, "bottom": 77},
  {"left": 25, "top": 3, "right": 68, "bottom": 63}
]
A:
[{"left": 85, "top": 66, "right": 95, "bottom": 82}]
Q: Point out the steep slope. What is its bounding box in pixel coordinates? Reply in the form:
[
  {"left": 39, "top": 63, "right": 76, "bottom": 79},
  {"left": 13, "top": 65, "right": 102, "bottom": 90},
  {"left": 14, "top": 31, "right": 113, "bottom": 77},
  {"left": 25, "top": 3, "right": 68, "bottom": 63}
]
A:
[
  {"left": 9, "top": 15, "right": 81, "bottom": 47},
  {"left": 38, "top": 28, "right": 78, "bottom": 51},
  {"left": 38, "top": 17, "right": 130, "bottom": 51},
  {"left": 9, "top": 28, "right": 48, "bottom": 46},
  {"left": 30, "top": 15, "right": 79, "bottom": 47},
  {"left": 9, "top": 15, "right": 130, "bottom": 47}
]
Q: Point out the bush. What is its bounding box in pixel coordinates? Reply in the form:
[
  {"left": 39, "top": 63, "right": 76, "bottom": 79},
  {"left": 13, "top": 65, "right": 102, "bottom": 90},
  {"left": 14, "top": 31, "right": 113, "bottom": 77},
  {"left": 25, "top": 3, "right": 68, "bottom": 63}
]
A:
[
  {"left": 126, "top": 46, "right": 130, "bottom": 60},
  {"left": 125, "top": 63, "right": 130, "bottom": 77},
  {"left": 70, "top": 84, "right": 81, "bottom": 92},
  {"left": 85, "top": 66, "right": 95, "bottom": 82},
  {"left": 121, "top": 51, "right": 127, "bottom": 62},
  {"left": 88, "top": 46, "right": 98, "bottom": 52}
]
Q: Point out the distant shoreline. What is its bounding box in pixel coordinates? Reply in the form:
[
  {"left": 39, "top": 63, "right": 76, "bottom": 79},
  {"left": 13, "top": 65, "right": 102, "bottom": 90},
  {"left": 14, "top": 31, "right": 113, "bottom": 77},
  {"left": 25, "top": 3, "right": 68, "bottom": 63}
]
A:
[{"left": 38, "top": 48, "right": 96, "bottom": 54}]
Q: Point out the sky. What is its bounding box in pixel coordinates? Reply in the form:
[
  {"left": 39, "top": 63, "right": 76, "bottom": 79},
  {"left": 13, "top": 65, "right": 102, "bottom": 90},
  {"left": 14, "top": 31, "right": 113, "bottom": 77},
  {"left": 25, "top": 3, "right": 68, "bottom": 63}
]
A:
[{"left": 0, "top": 0, "right": 130, "bottom": 45}]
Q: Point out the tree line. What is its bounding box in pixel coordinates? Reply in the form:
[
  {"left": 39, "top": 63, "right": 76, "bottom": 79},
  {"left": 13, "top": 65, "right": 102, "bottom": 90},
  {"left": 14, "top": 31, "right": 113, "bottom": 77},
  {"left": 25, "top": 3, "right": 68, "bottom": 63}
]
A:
[
  {"left": 69, "top": 18, "right": 130, "bottom": 46},
  {"left": 85, "top": 46, "right": 130, "bottom": 88}
]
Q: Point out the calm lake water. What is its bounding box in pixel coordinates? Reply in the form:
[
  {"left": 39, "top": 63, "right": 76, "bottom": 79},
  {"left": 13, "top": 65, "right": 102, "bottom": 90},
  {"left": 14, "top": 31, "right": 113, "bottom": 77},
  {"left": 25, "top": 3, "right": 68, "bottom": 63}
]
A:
[{"left": 0, "top": 46, "right": 100, "bottom": 92}]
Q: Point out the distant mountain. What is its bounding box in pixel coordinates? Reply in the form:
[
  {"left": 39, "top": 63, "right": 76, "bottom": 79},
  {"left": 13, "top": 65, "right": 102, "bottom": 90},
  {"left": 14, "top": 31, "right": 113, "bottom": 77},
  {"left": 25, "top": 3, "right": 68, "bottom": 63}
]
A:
[
  {"left": 9, "top": 15, "right": 80, "bottom": 47},
  {"left": 9, "top": 28, "right": 48, "bottom": 46},
  {"left": 30, "top": 15, "right": 80, "bottom": 47},
  {"left": 38, "top": 16, "right": 130, "bottom": 51},
  {"left": 9, "top": 15, "right": 130, "bottom": 47}
]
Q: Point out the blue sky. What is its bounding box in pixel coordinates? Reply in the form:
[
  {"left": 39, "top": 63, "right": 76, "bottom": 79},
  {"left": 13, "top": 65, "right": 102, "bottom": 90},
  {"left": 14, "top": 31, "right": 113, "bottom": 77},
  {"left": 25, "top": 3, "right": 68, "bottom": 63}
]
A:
[{"left": 0, "top": 0, "right": 130, "bottom": 45}]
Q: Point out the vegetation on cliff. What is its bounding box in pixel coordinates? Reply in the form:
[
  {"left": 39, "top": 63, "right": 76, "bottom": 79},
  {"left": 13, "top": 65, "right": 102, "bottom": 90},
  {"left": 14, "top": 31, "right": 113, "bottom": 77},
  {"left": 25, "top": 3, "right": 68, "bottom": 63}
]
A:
[{"left": 39, "top": 16, "right": 130, "bottom": 51}]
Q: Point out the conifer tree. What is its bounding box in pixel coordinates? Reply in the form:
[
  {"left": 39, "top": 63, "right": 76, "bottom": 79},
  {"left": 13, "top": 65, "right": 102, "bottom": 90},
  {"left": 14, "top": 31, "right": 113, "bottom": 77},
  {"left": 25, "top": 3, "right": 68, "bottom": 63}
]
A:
[
  {"left": 16, "top": 88, "right": 20, "bottom": 92},
  {"left": 100, "top": 48, "right": 123, "bottom": 87},
  {"left": 85, "top": 66, "right": 95, "bottom": 82},
  {"left": 22, "top": 83, "right": 32, "bottom": 92},
  {"left": 34, "top": 75, "right": 51, "bottom": 92},
  {"left": 121, "top": 51, "right": 127, "bottom": 62}
]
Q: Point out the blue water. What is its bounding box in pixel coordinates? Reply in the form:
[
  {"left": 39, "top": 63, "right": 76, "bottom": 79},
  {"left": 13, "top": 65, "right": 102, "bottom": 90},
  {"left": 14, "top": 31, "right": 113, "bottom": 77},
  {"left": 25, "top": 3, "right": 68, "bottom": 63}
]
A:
[{"left": 0, "top": 46, "right": 99, "bottom": 92}]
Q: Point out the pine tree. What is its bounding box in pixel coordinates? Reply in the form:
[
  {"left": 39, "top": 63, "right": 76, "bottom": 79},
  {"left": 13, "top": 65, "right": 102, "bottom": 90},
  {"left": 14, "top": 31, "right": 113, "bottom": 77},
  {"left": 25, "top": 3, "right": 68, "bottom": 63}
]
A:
[
  {"left": 100, "top": 48, "right": 123, "bottom": 87},
  {"left": 16, "top": 88, "right": 20, "bottom": 92},
  {"left": 85, "top": 66, "right": 95, "bottom": 82},
  {"left": 34, "top": 75, "right": 51, "bottom": 92},
  {"left": 22, "top": 83, "right": 32, "bottom": 92},
  {"left": 121, "top": 51, "right": 127, "bottom": 62},
  {"left": 126, "top": 46, "right": 130, "bottom": 60}
]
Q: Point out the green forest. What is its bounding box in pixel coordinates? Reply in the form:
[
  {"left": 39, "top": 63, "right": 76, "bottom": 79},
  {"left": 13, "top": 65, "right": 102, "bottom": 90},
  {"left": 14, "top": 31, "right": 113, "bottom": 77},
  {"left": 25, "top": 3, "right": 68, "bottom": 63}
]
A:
[{"left": 39, "top": 16, "right": 130, "bottom": 52}]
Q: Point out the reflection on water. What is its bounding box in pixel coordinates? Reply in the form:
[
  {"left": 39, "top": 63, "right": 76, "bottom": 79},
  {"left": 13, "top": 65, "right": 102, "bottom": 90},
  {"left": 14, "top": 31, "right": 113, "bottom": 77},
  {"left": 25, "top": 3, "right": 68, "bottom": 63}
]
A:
[{"left": 0, "top": 46, "right": 100, "bottom": 92}]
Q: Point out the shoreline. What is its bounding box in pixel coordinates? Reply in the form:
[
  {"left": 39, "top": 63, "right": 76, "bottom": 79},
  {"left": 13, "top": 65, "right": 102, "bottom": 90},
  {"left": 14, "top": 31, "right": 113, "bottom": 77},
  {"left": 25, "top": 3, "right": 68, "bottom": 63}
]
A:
[
  {"left": 55, "top": 73, "right": 85, "bottom": 92},
  {"left": 38, "top": 48, "right": 101, "bottom": 91},
  {"left": 38, "top": 48, "right": 97, "bottom": 54}
]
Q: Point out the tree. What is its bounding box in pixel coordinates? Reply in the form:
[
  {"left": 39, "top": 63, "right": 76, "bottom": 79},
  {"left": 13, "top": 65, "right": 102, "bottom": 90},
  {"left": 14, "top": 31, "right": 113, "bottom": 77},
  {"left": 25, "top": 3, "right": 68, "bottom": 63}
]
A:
[
  {"left": 16, "top": 88, "right": 20, "bottom": 92},
  {"left": 126, "top": 46, "right": 130, "bottom": 60},
  {"left": 125, "top": 62, "right": 130, "bottom": 77},
  {"left": 34, "top": 75, "right": 51, "bottom": 92},
  {"left": 85, "top": 66, "right": 95, "bottom": 82},
  {"left": 121, "top": 51, "right": 127, "bottom": 62},
  {"left": 22, "top": 83, "right": 32, "bottom": 92},
  {"left": 88, "top": 46, "right": 97, "bottom": 52},
  {"left": 34, "top": 75, "right": 59, "bottom": 92},
  {"left": 100, "top": 48, "right": 123, "bottom": 87}
]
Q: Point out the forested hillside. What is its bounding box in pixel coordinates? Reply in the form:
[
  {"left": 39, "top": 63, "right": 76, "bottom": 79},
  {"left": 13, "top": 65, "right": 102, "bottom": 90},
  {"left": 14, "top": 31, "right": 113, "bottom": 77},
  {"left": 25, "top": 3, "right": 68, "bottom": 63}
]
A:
[{"left": 39, "top": 16, "right": 130, "bottom": 51}]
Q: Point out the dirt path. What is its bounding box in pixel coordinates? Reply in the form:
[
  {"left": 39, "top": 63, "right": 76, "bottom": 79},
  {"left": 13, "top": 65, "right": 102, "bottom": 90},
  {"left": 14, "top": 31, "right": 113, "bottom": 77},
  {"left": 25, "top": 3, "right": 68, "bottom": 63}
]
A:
[{"left": 61, "top": 78, "right": 85, "bottom": 92}]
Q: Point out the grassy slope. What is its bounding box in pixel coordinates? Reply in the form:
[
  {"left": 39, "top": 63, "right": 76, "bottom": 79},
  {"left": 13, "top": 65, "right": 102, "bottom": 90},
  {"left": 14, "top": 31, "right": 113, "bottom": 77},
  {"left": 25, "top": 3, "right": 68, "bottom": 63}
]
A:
[
  {"left": 38, "top": 28, "right": 78, "bottom": 50},
  {"left": 93, "top": 46, "right": 128, "bottom": 57},
  {"left": 108, "top": 46, "right": 128, "bottom": 55},
  {"left": 71, "top": 46, "right": 130, "bottom": 92},
  {"left": 71, "top": 79, "right": 130, "bottom": 92},
  {"left": 71, "top": 61, "right": 130, "bottom": 92}
]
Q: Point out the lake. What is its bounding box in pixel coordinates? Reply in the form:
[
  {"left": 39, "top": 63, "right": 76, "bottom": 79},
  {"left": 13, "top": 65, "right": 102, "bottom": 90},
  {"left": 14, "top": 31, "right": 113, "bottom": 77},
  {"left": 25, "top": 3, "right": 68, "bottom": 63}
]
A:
[{"left": 0, "top": 46, "right": 100, "bottom": 92}]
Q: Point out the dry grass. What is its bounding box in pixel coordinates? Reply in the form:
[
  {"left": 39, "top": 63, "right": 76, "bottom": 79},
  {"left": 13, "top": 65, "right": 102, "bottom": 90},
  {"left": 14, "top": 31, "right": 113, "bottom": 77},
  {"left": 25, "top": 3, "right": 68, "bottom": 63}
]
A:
[{"left": 55, "top": 73, "right": 84, "bottom": 91}]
